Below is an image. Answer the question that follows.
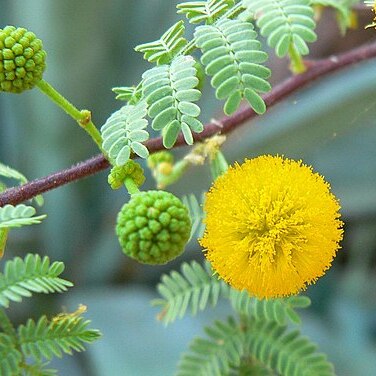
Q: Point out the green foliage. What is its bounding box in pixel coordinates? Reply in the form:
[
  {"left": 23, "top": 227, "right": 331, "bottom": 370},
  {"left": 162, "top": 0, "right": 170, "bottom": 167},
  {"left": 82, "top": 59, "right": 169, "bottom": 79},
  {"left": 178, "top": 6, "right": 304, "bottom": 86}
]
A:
[
  {"left": 0, "top": 309, "right": 100, "bottom": 376},
  {"left": 104, "top": 0, "right": 361, "bottom": 162},
  {"left": 152, "top": 260, "right": 229, "bottom": 324},
  {"left": 177, "top": 315, "right": 335, "bottom": 375},
  {"left": 310, "top": 0, "right": 348, "bottom": 13},
  {"left": 18, "top": 314, "right": 101, "bottom": 362},
  {"left": 112, "top": 83, "right": 143, "bottom": 104},
  {"left": 310, "top": 0, "right": 359, "bottom": 33},
  {"left": 177, "top": 317, "right": 245, "bottom": 376},
  {"left": 0, "top": 162, "right": 28, "bottom": 185},
  {"left": 0, "top": 254, "right": 100, "bottom": 375},
  {"left": 182, "top": 193, "right": 205, "bottom": 241},
  {"left": 142, "top": 55, "right": 203, "bottom": 148},
  {"left": 0, "top": 333, "right": 22, "bottom": 376},
  {"left": 0, "top": 254, "right": 73, "bottom": 308},
  {"left": 101, "top": 100, "right": 149, "bottom": 165},
  {"left": 155, "top": 260, "right": 334, "bottom": 375},
  {"left": 177, "top": 0, "right": 235, "bottom": 24},
  {"left": 135, "top": 21, "right": 187, "bottom": 65},
  {"left": 244, "top": 320, "right": 335, "bottom": 376},
  {"left": 1, "top": 1, "right": 365, "bottom": 374},
  {"left": 182, "top": 194, "right": 205, "bottom": 240},
  {"left": 195, "top": 18, "right": 271, "bottom": 115},
  {"left": 23, "top": 363, "right": 58, "bottom": 376},
  {"left": 0, "top": 204, "right": 46, "bottom": 229},
  {"left": 243, "top": 0, "right": 317, "bottom": 57},
  {"left": 229, "top": 357, "right": 275, "bottom": 375},
  {"left": 230, "top": 289, "right": 311, "bottom": 325}
]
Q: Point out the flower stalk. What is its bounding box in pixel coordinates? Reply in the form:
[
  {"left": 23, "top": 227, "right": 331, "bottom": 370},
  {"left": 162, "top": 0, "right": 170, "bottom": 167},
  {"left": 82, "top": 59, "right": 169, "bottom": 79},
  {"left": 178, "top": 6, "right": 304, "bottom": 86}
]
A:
[
  {"left": 124, "top": 177, "right": 141, "bottom": 196},
  {"left": 36, "top": 79, "right": 104, "bottom": 152}
]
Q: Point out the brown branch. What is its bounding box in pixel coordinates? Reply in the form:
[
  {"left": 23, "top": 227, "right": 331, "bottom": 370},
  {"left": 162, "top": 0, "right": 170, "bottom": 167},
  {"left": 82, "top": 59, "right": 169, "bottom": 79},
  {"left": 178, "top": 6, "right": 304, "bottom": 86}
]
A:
[{"left": 1, "top": 40, "right": 376, "bottom": 207}]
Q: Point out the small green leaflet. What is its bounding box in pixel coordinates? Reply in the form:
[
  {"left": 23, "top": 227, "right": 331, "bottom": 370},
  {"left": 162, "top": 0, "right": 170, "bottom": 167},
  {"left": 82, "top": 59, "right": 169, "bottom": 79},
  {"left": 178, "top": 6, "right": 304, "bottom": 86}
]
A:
[
  {"left": 177, "top": 0, "right": 235, "bottom": 24},
  {"left": 135, "top": 20, "right": 187, "bottom": 65},
  {"left": 0, "top": 204, "right": 46, "bottom": 229}
]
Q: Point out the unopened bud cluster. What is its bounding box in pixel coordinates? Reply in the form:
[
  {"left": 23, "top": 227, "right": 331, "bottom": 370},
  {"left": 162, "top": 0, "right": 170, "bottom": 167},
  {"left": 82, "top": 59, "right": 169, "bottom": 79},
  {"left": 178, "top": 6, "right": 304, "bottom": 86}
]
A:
[
  {"left": 116, "top": 191, "right": 191, "bottom": 264},
  {"left": 0, "top": 26, "right": 46, "bottom": 93}
]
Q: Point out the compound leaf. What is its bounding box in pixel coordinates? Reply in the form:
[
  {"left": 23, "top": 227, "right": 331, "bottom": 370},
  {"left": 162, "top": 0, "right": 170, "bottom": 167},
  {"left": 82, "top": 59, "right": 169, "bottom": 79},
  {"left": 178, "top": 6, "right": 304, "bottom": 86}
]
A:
[
  {"left": 153, "top": 260, "right": 229, "bottom": 324},
  {"left": 245, "top": 320, "right": 335, "bottom": 376},
  {"left": 0, "top": 254, "right": 73, "bottom": 308},
  {"left": 18, "top": 314, "right": 101, "bottom": 362},
  {"left": 195, "top": 18, "right": 271, "bottom": 115},
  {"left": 243, "top": 0, "right": 317, "bottom": 57},
  {"left": 177, "top": 317, "right": 244, "bottom": 376},
  {"left": 230, "top": 290, "right": 311, "bottom": 326}
]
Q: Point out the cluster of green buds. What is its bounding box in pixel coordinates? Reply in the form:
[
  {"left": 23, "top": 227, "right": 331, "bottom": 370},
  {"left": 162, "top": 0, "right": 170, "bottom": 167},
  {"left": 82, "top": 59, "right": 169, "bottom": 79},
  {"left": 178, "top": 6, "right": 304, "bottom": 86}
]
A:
[
  {"left": 0, "top": 26, "right": 46, "bottom": 93},
  {"left": 113, "top": 160, "right": 192, "bottom": 265}
]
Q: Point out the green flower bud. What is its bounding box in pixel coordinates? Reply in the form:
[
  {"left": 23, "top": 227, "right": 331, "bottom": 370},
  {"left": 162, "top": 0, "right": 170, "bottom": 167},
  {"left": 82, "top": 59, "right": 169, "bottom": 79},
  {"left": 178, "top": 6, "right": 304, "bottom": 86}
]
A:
[
  {"left": 147, "top": 151, "right": 174, "bottom": 169},
  {"left": 116, "top": 190, "right": 191, "bottom": 264},
  {"left": 108, "top": 160, "right": 145, "bottom": 190},
  {"left": 0, "top": 26, "right": 46, "bottom": 93}
]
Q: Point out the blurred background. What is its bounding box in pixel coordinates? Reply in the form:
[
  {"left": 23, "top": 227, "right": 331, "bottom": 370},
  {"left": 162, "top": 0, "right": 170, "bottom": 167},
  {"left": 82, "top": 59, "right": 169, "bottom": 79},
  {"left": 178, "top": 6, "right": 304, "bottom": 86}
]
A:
[{"left": 1, "top": 1, "right": 376, "bottom": 375}]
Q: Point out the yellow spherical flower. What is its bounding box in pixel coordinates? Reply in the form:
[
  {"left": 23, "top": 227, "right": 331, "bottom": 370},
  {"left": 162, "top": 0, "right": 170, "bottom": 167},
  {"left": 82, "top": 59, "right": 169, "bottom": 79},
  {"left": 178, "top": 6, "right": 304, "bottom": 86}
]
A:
[{"left": 200, "top": 155, "right": 343, "bottom": 299}]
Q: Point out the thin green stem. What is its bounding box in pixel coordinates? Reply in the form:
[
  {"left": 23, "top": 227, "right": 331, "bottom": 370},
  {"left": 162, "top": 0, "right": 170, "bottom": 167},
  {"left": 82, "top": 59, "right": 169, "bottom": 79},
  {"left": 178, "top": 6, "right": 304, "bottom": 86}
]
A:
[
  {"left": 156, "top": 159, "right": 190, "bottom": 189},
  {"left": 0, "top": 308, "right": 17, "bottom": 340},
  {"left": 37, "top": 79, "right": 83, "bottom": 119},
  {"left": 210, "top": 151, "right": 229, "bottom": 180},
  {"left": 124, "top": 177, "right": 140, "bottom": 196},
  {"left": 36, "top": 80, "right": 104, "bottom": 152}
]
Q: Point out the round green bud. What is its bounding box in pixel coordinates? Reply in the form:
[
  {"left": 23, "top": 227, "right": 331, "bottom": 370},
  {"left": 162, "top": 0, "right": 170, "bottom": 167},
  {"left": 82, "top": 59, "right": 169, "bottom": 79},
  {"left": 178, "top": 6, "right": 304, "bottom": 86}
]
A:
[
  {"left": 0, "top": 26, "right": 46, "bottom": 93},
  {"left": 116, "top": 190, "right": 192, "bottom": 264},
  {"left": 108, "top": 160, "right": 145, "bottom": 190},
  {"left": 147, "top": 151, "right": 174, "bottom": 169}
]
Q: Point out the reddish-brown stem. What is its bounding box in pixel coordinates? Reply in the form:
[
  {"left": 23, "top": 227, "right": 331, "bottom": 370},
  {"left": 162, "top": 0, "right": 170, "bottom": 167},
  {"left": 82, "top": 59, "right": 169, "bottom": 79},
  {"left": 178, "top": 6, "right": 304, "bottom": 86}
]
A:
[{"left": 1, "top": 41, "right": 376, "bottom": 207}]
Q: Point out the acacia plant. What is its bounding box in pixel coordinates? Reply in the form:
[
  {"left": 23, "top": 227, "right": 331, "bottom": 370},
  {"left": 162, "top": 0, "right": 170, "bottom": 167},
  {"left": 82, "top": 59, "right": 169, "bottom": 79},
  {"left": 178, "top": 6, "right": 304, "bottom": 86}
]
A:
[{"left": 0, "top": 0, "right": 375, "bottom": 375}]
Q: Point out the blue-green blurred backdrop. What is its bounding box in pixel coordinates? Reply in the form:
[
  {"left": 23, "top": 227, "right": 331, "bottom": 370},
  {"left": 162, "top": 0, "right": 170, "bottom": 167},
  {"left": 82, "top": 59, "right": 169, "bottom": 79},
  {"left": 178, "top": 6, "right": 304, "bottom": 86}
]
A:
[{"left": 1, "top": 1, "right": 376, "bottom": 375}]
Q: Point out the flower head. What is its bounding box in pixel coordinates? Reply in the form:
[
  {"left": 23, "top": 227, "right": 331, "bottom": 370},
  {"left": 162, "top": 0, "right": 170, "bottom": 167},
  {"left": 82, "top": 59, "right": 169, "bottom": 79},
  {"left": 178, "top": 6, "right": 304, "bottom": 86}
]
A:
[
  {"left": 0, "top": 26, "right": 46, "bottom": 93},
  {"left": 200, "top": 155, "right": 343, "bottom": 299},
  {"left": 116, "top": 190, "right": 191, "bottom": 264}
]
